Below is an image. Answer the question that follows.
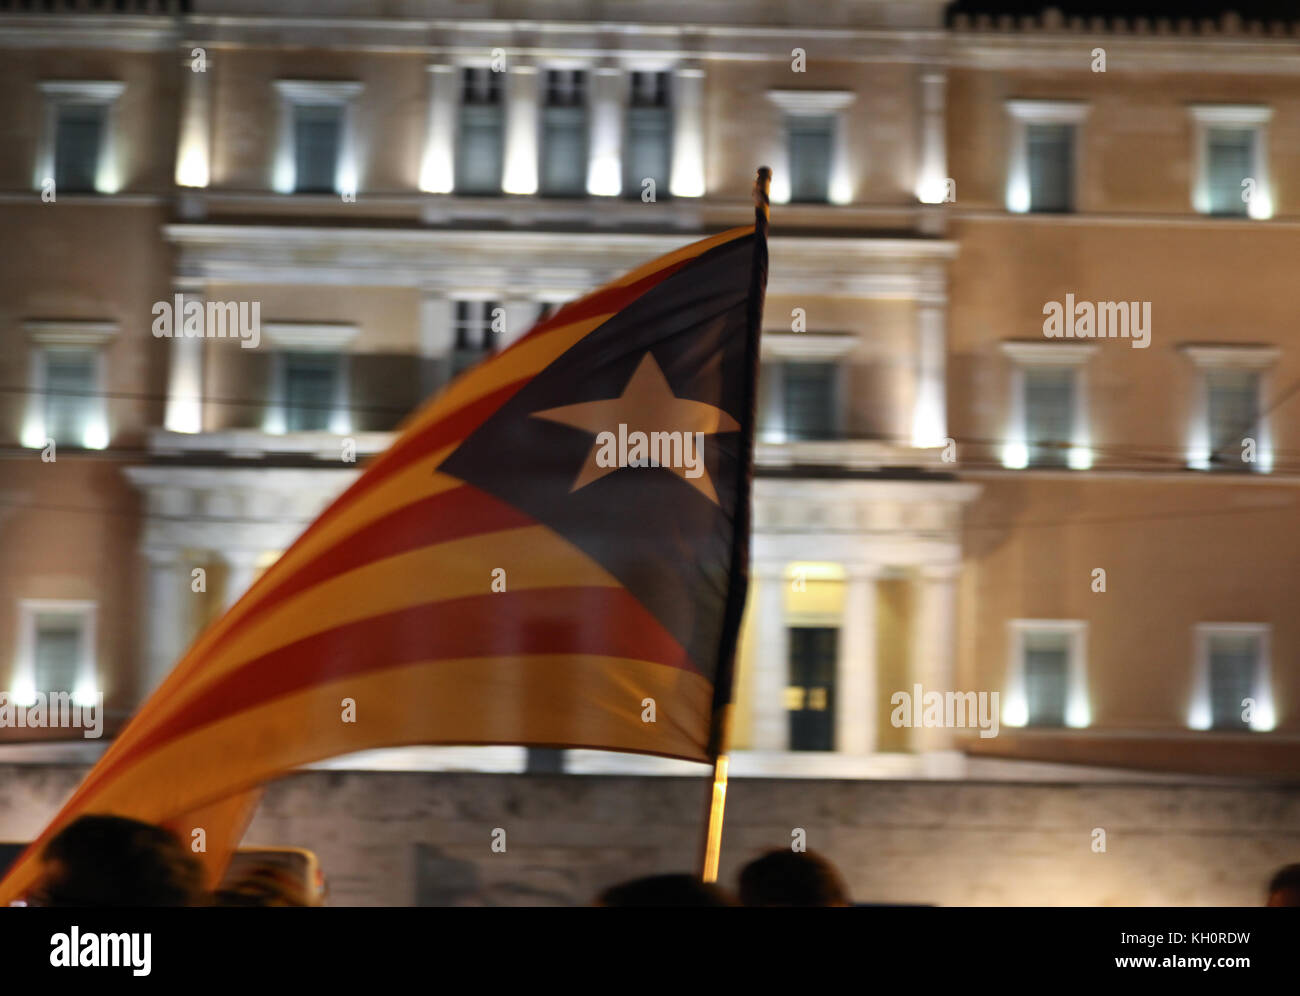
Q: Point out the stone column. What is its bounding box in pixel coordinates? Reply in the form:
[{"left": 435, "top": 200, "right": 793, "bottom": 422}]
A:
[
  {"left": 915, "top": 71, "right": 947, "bottom": 204},
  {"left": 175, "top": 54, "right": 211, "bottom": 189},
  {"left": 418, "top": 291, "right": 456, "bottom": 395},
  {"left": 837, "top": 565, "right": 881, "bottom": 754},
  {"left": 164, "top": 283, "right": 205, "bottom": 434},
  {"left": 142, "top": 547, "right": 186, "bottom": 698},
  {"left": 911, "top": 563, "right": 961, "bottom": 753},
  {"left": 222, "top": 550, "right": 262, "bottom": 611},
  {"left": 502, "top": 297, "right": 539, "bottom": 348},
  {"left": 911, "top": 291, "right": 948, "bottom": 449},
  {"left": 419, "top": 63, "right": 458, "bottom": 193},
  {"left": 502, "top": 64, "right": 539, "bottom": 195},
  {"left": 669, "top": 66, "right": 705, "bottom": 198},
  {"left": 586, "top": 65, "right": 623, "bottom": 196},
  {"left": 749, "top": 563, "right": 789, "bottom": 750}
]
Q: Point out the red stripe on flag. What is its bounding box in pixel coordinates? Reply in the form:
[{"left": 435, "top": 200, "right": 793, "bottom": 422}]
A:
[
  {"left": 75, "top": 587, "right": 695, "bottom": 798},
  {"left": 207, "top": 485, "right": 534, "bottom": 649}
]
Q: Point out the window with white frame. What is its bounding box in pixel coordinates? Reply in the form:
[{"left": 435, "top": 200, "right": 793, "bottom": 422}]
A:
[
  {"left": 262, "top": 323, "right": 357, "bottom": 434},
  {"left": 12, "top": 600, "right": 97, "bottom": 705},
  {"left": 457, "top": 67, "right": 504, "bottom": 195},
  {"left": 1181, "top": 344, "right": 1275, "bottom": 472},
  {"left": 36, "top": 81, "right": 125, "bottom": 195},
  {"left": 1189, "top": 105, "right": 1272, "bottom": 219},
  {"left": 757, "top": 333, "right": 853, "bottom": 443},
  {"left": 999, "top": 342, "right": 1093, "bottom": 470},
  {"left": 766, "top": 91, "right": 855, "bottom": 206},
  {"left": 539, "top": 70, "right": 588, "bottom": 196},
  {"left": 273, "top": 81, "right": 363, "bottom": 196},
  {"left": 1005, "top": 100, "right": 1088, "bottom": 214},
  {"left": 22, "top": 321, "right": 115, "bottom": 450},
  {"left": 1005, "top": 620, "right": 1089, "bottom": 729},
  {"left": 623, "top": 70, "right": 672, "bottom": 199},
  {"left": 1190, "top": 624, "right": 1273, "bottom": 731}
]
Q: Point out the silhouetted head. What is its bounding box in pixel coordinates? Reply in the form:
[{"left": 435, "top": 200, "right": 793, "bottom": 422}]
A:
[
  {"left": 738, "top": 850, "right": 850, "bottom": 907},
  {"left": 597, "top": 873, "right": 734, "bottom": 907},
  {"left": 33, "top": 814, "right": 204, "bottom": 907},
  {"left": 1267, "top": 864, "right": 1300, "bottom": 907}
]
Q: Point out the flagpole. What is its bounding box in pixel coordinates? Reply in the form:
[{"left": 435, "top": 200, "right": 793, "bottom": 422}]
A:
[{"left": 700, "top": 166, "right": 771, "bottom": 884}]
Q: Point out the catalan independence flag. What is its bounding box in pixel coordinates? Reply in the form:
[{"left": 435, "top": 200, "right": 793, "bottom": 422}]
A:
[{"left": 0, "top": 201, "right": 769, "bottom": 902}]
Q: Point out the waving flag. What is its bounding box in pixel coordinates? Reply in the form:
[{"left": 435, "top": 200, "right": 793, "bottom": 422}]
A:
[{"left": 0, "top": 207, "right": 769, "bottom": 902}]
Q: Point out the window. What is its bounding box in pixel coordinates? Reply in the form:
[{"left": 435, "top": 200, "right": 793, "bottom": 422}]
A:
[
  {"left": 1191, "top": 624, "right": 1272, "bottom": 731},
  {"left": 787, "top": 115, "right": 834, "bottom": 204},
  {"left": 12, "top": 600, "right": 96, "bottom": 705},
  {"left": 53, "top": 104, "right": 106, "bottom": 193},
  {"left": 43, "top": 349, "right": 97, "bottom": 445},
  {"left": 1024, "top": 366, "right": 1076, "bottom": 468},
  {"left": 540, "top": 70, "right": 587, "bottom": 196},
  {"left": 36, "top": 81, "right": 124, "bottom": 195},
  {"left": 999, "top": 342, "right": 1093, "bottom": 470},
  {"left": 283, "top": 352, "right": 341, "bottom": 432},
  {"left": 453, "top": 300, "right": 500, "bottom": 374},
  {"left": 624, "top": 71, "right": 671, "bottom": 198},
  {"left": 457, "top": 68, "right": 504, "bottom": 195},
  {"left": 1205, "top": 368, "right": 1259, "bottom": 469},
  {"left": 759, "top": 360, "right": 840, "bottom": 442},
  {"left": 1026, "top": 123, "right": 1074, "bottom": 213},
  {"left": 292, "top": 104, "right": 343, "bottom": 194},
  {"left": 766, "top": 91, "right": 855, "bottom": 205},
  {"left": 1022, "top": 630, "right": 1068, "bottom": 727},
  {"left": 1205, "top": 128, "right": 1253, "bottom": 216},
  {"left": 1190, "top": 105, "right": 1271, "bottom": 219},
  {"left": 1182, "top": 345, "right": 1276, "bottom": 472},
  {"left": 1005, "top": 101, "right": 1088, "bottom": 214},
  {"left": 1005, "top": 620, "right": 1088, "bottom": 729},
  {"left": 786, "top": 627, "right": 836, "bottom": 751},
  {"left": 262, "top": 323, "right": 357, "bottom": 435},
  {"left": 22, "top": 322, "right": 115, "bottom": 451},
  {"left": 273, "top": 81, "right": 363, "bottom": 195}
]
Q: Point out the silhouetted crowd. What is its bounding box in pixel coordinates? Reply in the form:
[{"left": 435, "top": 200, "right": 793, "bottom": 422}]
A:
[{"left": 17, "top": 814, "right": 1300, "bottom": 907}]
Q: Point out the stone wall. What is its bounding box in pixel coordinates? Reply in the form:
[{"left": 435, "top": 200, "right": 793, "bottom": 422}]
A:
[{"left": 1, "top": 764, "right": 1296, "bottom": 906}]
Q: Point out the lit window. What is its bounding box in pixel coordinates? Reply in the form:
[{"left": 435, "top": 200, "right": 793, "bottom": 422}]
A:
[
  {"left": 12, "top": 600, "right": 97, "bottom": 707},
  {"left": 292, "top": 104, "right": 343, "bottom": 194},
  {"left": 787, "top": 115, "right": 834, "bottom": 204},
  {"left": 1024, "top": 366, "right": 1076, "bottom": 468},
  {"left": 540, "top": 70, "right": 587, "bottom": 196},
  {"left": 273, "top": 81, "right": 363, "bottom": 195},
  {"left": 1190, "top": 105, "right": 1271, "bottom": 219},
  {"left": 1005, "top": 100, "right": 1088, "bottom": 214},
  {"left": 1191, "top": 624, "right": 1273, "bottom": 731},
  {"left": 1205, "top": 368, "right": 1259, "bottom": 471},
  {"left": 1005, "top": 621, "right": 1089, "bottom": 729},
  {"left": 623, "top": 71, "right": 671, "bottom": 199},
  {"left": 43, "top": 349, "right": 97, "bottom": 445},
  {"left": 457, "top": 68, "right": 504, "bottom": 195},
  {"left": 53, "top": 104, "right": 106, "bottom": 193},
  {"left": 760, "top": 360, "right": 840, "bottom": 442},
  {"left": 999, "top": 342, "right": 1093, "bottom": 470},
  {"left": 22, "top": 322, "right": 115, "bottom": 450},
  {"left": 36, "top": 81, "right": 124, "bottom": 195}
]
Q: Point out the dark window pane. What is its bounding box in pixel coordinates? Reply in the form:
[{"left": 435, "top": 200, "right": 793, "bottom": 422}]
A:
[
  {"left": 293, "top": 104, "right": 342, "bottom": 193},
  {"left": 1206, "top": 368, "right": 1258, "bottom": 470},
  {"left": 54, "top": 103, "right": 104, "bottom": 193},
  {"left": 35, "top": 618, "right": 81, "bottom": 694},
  {"left": 624, "top": 106, "right": 671, "bottom": 198},
  {"left": 1206, "top": 127, "right": 1253, "bottom": 217},
  {"left": 457, "top": 104, "right": 504, "bottom": 195},
  {"left": 788, "top": 626, "right": 837, "bottom": 751},
  {"left": 1208, "top": 634, "right": 1256, "bottom": 730},
  {"left": 783, "top": 362, "right": 837, "bottom": 441},
  {"left": 540, "top": 106, "right": 587, "bottom": 196},
  {"left": 788, "top": 115, "right": 833, "bottom": 204},
  {"left": 1025, "top": 366, "right": 1075, "bottom": 467},
  {"left": 1027, "top": 123, "right": 1074, "bottom": 213},
  {"left": 44, "top": 349, "right": 96, "bottom": 444},
  {"left": 1023, "top": 630, "right": 1069, "bottom": 727},
  {"left": 283, "top": 352, "right": 339, "bottom": 431}
]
